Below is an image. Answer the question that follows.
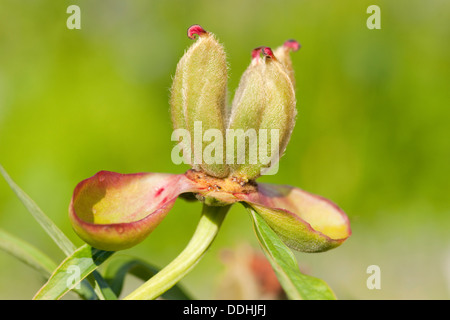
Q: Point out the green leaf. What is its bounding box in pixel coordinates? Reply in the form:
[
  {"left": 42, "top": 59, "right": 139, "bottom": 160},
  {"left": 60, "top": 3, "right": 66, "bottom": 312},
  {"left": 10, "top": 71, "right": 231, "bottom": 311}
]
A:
[
  {"left": 0, "top": 228, "right": 98, "bottom": 300},
  {"left": 0, "top": 164, "right": 115, "bottom": 300},
  {"left": 0, "top": 228, "right": 57, "bottom": 277},
  {"left": 0, "top": 164, "right": 75, "bottom": 255},
  {"left": 103, "top": 255, "right": 192, "bottom": 299},
  {"left": 247, "top": 206, "right": 336, "bottom": 300},
  {"left": 33, "top": 244, "right": 115, "bottom": 300},
  {"left": 90, "top": 270, "right": 118, "bottom": 300}
]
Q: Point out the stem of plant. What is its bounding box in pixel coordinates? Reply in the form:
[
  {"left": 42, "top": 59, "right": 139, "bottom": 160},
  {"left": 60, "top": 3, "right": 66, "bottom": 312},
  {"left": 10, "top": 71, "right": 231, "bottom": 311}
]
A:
[{"left": 124, "top": 203, "right": 230, "bottom": 300}]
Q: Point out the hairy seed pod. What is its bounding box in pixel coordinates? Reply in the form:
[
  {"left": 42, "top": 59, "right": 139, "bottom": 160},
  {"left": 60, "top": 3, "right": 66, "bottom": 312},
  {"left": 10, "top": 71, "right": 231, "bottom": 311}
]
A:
[
  {"left": 170, "top": 25, "right": 229, "bottom": 178},
  {"left": 273, "top": 39, "right": 300, "bottom": 87},
  {"left": 227, "top": 47, "right": 296, "bottom": 180}
]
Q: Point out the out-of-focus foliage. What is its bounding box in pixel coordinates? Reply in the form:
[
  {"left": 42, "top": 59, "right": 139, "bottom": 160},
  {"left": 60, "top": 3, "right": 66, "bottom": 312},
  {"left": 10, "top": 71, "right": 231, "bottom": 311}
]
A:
[{"left": 0, "top": 0, "right": 449, "bottom": 299}]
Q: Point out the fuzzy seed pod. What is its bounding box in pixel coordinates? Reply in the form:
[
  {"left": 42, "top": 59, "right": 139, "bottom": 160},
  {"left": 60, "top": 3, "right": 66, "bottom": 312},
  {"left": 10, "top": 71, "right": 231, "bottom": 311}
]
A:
[
  {"left": 170, "top": 25, "right": 229, "bottom": 178},
  {"left": 227, "top": 47, "right": 297, "bottom": 180},
  {"left": 273, "top": 39, "right": 301, "bottom": 87}
]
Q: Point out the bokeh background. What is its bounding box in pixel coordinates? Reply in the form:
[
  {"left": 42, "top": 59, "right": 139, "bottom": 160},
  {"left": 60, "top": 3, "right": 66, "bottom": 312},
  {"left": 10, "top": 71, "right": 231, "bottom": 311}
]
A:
[{"left": 0, "top": 0, "right": 449, "bottom": 299}]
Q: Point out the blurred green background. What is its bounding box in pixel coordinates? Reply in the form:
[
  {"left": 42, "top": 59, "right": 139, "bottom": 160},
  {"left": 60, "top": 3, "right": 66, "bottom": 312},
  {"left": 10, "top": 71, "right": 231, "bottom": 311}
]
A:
[{"left": 0, "top": 0, "right": 449, "bottom": 299}]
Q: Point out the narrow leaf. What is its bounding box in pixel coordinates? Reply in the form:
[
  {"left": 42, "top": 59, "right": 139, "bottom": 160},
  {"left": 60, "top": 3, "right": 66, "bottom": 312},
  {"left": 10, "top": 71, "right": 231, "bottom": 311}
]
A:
[
  {"left": 33, "top": 244, "right": 114, "bottom": 300},
  {"left": 247, "top": 206, "right": 336, "bottom": 300},
  {"left": 103, "top": 255, "right": 192, "bottom": 299},
  {"left": 0, "top": 164, "right": 75, "bottom": 255},
  {"left": 90, "top": 271, "right": 118, "bottom": 300},
  {"left": 0, "top": 228, "right": 98, "bottom": 300},
  {"left": 0, "top": 228, "right": 57, "bottom": 277},
  {"left": 0, "top": 164, "right": 115, "bottom": 299}
]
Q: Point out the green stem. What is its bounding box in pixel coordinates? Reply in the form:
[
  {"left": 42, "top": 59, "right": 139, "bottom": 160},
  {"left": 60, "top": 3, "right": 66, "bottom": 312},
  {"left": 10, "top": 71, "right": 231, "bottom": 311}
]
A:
[{"left": 124, "top": 204, "right": 230, "bottom": 300}]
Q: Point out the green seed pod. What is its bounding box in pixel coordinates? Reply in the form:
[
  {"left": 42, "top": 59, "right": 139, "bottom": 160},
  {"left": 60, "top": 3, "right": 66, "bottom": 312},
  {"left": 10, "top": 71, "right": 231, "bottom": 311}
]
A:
[
  {"left": 170, "top": 25, "right": 229, "bottom": 178},
  {"left": 273, "top": 39, "right": 301, "bottom": 87},
  {"left": 227, "top": 47, "right": 297, "bottom": 180}
]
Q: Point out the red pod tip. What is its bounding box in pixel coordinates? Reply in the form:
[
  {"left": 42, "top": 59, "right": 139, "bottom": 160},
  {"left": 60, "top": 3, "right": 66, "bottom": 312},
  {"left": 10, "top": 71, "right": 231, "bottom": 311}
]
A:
[
  {"left": 284, "top": 39, "right": 301, "bottom": 52},
  {"left": 187, "top": 24, "right": 207, "bottom": 39},
  {"left": 261, "top": 47, "right": 275, "bottom": 59},
  {"left": 251, "top": 46, "right": 264, "bottom": 60}
]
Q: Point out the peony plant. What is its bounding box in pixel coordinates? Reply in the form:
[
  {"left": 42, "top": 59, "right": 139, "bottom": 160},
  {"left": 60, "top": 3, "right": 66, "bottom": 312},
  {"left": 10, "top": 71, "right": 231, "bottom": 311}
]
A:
[{"left": 0, "top": 25, "right": 351, "bottom": 300}]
